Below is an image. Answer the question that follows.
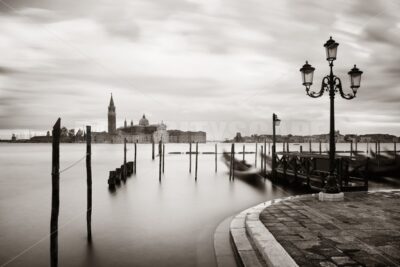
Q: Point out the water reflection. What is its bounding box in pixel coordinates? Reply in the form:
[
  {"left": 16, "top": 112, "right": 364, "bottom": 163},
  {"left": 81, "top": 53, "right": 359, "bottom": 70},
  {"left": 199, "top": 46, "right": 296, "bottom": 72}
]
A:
[{"left": 82, "top": 239, "right": 96, "bottom": 266}]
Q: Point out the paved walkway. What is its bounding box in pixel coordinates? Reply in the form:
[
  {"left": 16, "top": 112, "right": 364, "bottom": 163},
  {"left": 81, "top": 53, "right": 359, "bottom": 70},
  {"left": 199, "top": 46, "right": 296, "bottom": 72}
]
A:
[{"left": 259, "top": 190, "right": 400, "bottom": 267}]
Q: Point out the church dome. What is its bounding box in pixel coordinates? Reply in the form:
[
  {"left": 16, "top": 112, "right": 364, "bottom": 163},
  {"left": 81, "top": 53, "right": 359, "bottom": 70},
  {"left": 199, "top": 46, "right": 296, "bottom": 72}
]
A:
[{"left": 139, "top": 114, "right": 149, "bottom": 126}]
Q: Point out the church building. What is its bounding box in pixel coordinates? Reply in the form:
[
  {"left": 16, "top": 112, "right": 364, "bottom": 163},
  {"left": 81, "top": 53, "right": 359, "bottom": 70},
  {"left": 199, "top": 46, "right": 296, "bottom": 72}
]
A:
[{"left": 92, "top": 94, "right": 168, "bottom": 143}]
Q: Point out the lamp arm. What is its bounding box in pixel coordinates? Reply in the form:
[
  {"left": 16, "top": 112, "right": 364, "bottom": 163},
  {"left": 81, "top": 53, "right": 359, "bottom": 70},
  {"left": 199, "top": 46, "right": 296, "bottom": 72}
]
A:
[
  {"left": 306, "top": 76, "right": 329, "bottom": 98},
  {"left": 334, "top": 77, "right": 356, "bottom": 100}
]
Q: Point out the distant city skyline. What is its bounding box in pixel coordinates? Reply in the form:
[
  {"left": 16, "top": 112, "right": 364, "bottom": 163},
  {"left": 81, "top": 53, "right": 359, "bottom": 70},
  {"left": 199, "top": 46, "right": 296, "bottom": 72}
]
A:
[{"left": 0, "top": 0, "right": 400, "bottom": 140}]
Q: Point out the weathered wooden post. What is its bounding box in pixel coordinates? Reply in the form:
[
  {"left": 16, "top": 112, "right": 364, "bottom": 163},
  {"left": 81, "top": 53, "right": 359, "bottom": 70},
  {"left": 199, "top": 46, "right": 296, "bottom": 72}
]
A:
[
  {"left": 162, "top": 143, "right": 165, "bottom": 173},
  {"left": 268, "top": 142, "right": 271, "bottom": 155},
  {"left": 115, "top": 168, "right": 121, "bottom": 184},
  {"left": 350, "top": 140, "right": 353, "bottom": 157},
  {"left": 159, "top": 140, "right": 162, "bottom": 182},
  {"left": 108, "top": 170, "right": 116, "bottom": 187},
  {"left": 232, "top": 143, "right": 235, "bottom": 180},
  {"left": 255, "top": 143, "right": 258, "bottom": 167},
  {"left": 152, "top": 139, "right": 155, "bottom": 160},
  {"left": 286, "top": 142, "right": 289, "bottom": 153},
  {"left": 319, "top": 141, "right": 322, "bottom": 154},
  {"left": 282, "top": 141, "right": 285, "bottom": 152},
  {"left": 50, "top": 118, "right": 60, "bottom": 267},
  {"left": 300, "top": 145, "right": 303, "bottom": 153},
  {"left": 260, "top": 145, "right": 264, "bottom": 172},
  {"left": 215, "top": 143, "right": 217, "bottom": 172},
  {"left": 394, "top": 141, "right": 397, "bottom": 159},
  {"left": 263, "top": 144, "right": 267, "bottom": 175},
  {"left": 189, "top": 142, "right": 192, "bottom": 173},
  {"left": 375, "top": 141, "right": 378, "bottom": 158},
  {"left": 123, "top": 138, "right": 127, "bottom": 179},
  {"left": 309, "top": 139, "right": 312, "bottom": 153},
  {"left": 134, "top": 141, "right": 137, "bottom": 174},
  {"left": 229, "top": 144, "right": 233, "bottom": 180},
  {"left": 242, "top": 145, "right": 245, "bottom": 161},
  {"left": 86, "top": 125, "right": 92, "bottom": 242},
  {"left": 366, "top": 140, "right": 369, "bottom": 155},
  {"left": 195, "top": 142, "right": 198, "bottom": 181}
]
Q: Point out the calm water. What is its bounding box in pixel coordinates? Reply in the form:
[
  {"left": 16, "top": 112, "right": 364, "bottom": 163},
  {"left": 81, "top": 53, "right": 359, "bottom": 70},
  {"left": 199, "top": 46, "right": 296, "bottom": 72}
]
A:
[{"left": 0, "top": 142, "right": 396, "bottom": 267}]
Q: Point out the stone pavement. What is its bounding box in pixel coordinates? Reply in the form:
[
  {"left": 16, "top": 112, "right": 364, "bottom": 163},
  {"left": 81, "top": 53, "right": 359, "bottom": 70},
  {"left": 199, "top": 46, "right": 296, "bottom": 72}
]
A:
[{"left": 259, "top": 190, "right": 400, "bottom": 267}]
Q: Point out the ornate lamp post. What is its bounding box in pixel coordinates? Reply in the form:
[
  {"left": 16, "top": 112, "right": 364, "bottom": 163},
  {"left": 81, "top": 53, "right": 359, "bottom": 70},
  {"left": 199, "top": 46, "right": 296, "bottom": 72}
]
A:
[
  {"left": 272, "top": 113, "right": 281, "bottom": 180},
  {"left": 300, "top": 37, "right": 363, "bottom": 194}
]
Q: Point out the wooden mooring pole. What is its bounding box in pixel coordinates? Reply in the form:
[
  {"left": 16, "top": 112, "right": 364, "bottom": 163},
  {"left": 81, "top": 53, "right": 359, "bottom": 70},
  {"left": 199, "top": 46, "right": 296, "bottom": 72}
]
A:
[
  {"left": 215, "top": 144, "right": 217, "bottom": 172},
  {"left": 309, "top": 140, "right": 312, "bottom": 153},
  {"left": 286, "top": 142, "right": 289, "bottom": 153},
  {"left": 243, "top": 145, "right": 245, "bottom": 161},
  {"left": 394, "top": 141, "right": 397, "bottom": 159},
  {"left": 86, "top": 126, "right": 92, "bottom": 242},
  {"left": 260, "top": 145, "right": 264, "bottom": 172},
  {"left": 319, "top": 141, "right": 322, "bottom": 154},
  {"left": 268, "top": 142, "right": 271, "bottom": 155},
  {"left": 124, "top": 138, "right": 127, "bottom": 179},
  {"left": 152, "top": 139, "right": 155, "bottom": 160},
  {"left": 350, "top": 140, "right": 353, "bottom": 157},
  {"left": 134, "top": 141, "right": 137, "bottom": 174},
  {"left": 263, "top": 144, "right": 267, "bottom": 175},
  {"left": 195, "top": 142, "right": 198, "bottom": 181},
  {"left": 162, "top": 143, "right": 165, "bottom": 174},
  {"left": 232, "top": 143, "right": 235, "bottom": 181},
  {"left": 229, "top": 144, "right": 233, "bottom": 180},
  {"left": 50, "top": 118, "right": 61, "bottom": 267},
  {"left": 300, "top": 145, "right": 303, "bottom": 153},
  {"left": 159, "top": 141, "right": 162, "bottom": 182},
  {"left": 255, "top": 143, "right": 258, "bottom": 167},
  {"left": 189, "top": 142, "right": 192, "bottom": 173}
]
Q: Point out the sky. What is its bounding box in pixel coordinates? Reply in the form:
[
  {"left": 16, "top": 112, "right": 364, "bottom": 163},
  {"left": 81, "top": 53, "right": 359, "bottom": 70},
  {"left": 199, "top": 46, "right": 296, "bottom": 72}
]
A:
[{"left": 0, "top": 0, "right": 399, "bottom": 140}]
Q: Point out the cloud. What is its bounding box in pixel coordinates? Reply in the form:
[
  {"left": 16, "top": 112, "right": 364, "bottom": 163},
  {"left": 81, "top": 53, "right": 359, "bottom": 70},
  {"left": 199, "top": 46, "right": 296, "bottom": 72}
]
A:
[{"left": 0, "top": 0, "right": 399, "bottom": 139}]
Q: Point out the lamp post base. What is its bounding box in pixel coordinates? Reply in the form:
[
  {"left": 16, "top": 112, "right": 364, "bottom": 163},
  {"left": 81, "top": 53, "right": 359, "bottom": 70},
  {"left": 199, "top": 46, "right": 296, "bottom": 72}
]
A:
[
  {"left": 319, "top": 192, "right": 344, "bottom": 202},
  {"left": 323, "top": 175, "right": 341, "bottom": 194}
]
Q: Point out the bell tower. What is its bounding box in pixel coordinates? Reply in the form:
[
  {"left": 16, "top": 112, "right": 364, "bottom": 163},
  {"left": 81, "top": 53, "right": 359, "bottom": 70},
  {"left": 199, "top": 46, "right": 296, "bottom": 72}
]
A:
[{"left": 108, "top": 93, "right": 116, "bottom": 134}]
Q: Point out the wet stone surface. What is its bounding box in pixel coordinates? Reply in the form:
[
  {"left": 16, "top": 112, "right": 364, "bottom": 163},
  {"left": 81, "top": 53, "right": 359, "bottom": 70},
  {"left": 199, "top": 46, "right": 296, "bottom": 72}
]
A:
[{"left": 260, "top": 191, "right": 400, "bottom": 267}]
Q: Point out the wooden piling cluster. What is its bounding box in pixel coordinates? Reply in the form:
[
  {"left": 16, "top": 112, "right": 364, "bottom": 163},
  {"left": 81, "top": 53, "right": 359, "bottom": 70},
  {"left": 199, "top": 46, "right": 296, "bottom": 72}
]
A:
[
  {"left": 50, "top": 119, "right": 93, "bottom": 267},
  {"left": 108, "top": 139, "right": 135, "bottom": 188}
]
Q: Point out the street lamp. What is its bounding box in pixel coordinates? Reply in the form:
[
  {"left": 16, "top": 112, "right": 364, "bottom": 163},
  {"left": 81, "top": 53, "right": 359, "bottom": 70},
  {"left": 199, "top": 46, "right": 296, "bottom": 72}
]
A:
[
  {"left": 272, "top": 113, "right": 280, "bottom": 180},
  {"left": 299, "top": 37, "right": 363, "bottom": 194}
]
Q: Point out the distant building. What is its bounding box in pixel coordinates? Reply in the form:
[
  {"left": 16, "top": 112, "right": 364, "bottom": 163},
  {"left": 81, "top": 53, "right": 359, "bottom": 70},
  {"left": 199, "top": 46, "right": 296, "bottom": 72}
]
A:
[
  {"left": 168, "top": 130, "right": 206, "bottom": 143},
  {"left": 92, "top": 94, "right": 169, "bottom": 143},
  {"left": 117, "top": 115, "right": 168, "bottom": 143}
]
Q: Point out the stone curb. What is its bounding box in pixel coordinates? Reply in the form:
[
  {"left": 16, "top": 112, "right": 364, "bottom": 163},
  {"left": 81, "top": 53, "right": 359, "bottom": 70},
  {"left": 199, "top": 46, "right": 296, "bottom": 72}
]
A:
[
  {"left": 229, "top": 207, "right": 265, "bottom": 267},
  {"left": 230, "top": 194, "right": 318, "bottom": 267},
  {"left": 231, "top": 189, "right": 400, "bottom": 267}
]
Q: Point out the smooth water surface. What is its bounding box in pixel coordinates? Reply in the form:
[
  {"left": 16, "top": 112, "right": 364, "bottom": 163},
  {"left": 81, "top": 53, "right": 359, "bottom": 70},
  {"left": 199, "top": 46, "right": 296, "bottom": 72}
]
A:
[{"left": 0, "top": 142, "right": 396, "bottom": 267}]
